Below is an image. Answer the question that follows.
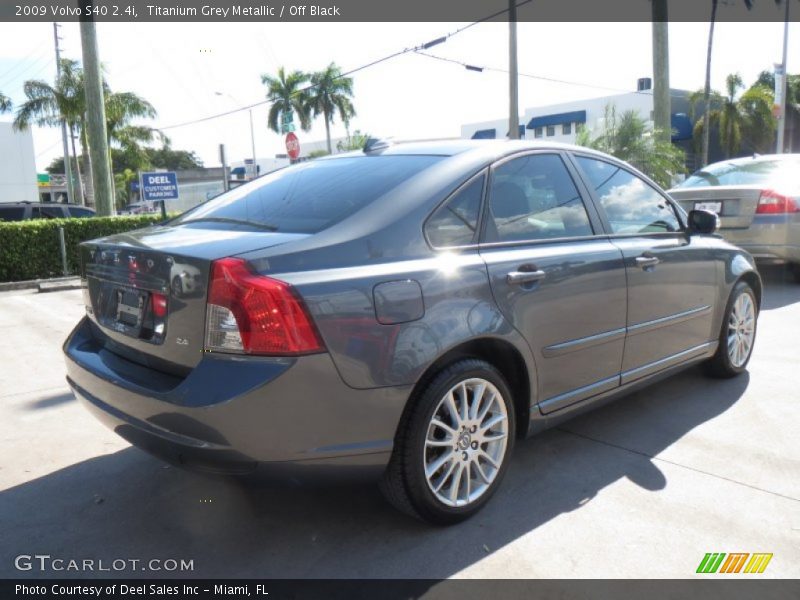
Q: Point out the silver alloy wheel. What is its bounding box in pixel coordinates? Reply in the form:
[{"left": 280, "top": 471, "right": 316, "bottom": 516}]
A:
[
  {"left": 423, "top": 378, "right": 509, "bottom": 508},
  {"left": 727, "top": 291, "right": 756, "bottom": 368}
]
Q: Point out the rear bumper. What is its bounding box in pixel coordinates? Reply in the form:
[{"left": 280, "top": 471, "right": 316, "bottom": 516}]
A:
[
  {"left": 64, "top": 317, "right": 410, "bottom": 478},
  {"left": 720, "top": 215, "right": 800, "bottom": 264}
]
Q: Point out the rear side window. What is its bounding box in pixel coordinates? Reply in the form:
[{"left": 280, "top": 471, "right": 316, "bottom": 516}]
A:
[
  {"left": 31, "top": 206, "right": 65, "bottom": 219},
  {"left": 175, "top": 155, "right": 443, "bottom": 234},
  {"left": 576, "top": 156, "right": 680, "bottom": 234},
  {"left": 425, "top": 175, "right": 484, "bottom": 247},
  {"left": 487, "top": 154, "right": 593, "bottom": 243},
  {"left": 0, "top": 207, "right": 25, "bottom": 221}
]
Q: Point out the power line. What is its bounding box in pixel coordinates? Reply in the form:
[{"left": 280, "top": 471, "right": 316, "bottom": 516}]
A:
[
  {"left": 414, "top": 50, "right": 694, "bottom": 102},
  {"left": 159, "top": 1, "right": 533, "bottom": 131}
]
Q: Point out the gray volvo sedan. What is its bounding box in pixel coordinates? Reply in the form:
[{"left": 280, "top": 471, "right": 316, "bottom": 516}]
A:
[{"left": 63, "top": 140, "right": 761, "bottom": 524}]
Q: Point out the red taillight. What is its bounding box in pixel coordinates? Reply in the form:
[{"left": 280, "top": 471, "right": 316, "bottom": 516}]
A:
[
  {"left": 151, "top": 292, "right": 168, "bottom": 318},
  {"left": 205, "top": 257, "right": 324, "bottom": 356},
  {"left": 756, "top": 189, "right": 799, "bottom": 214}
]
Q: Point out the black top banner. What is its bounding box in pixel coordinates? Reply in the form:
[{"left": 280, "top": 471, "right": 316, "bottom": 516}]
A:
[{"left": 2, "top": 0, "right": 797, "bottom": 23}]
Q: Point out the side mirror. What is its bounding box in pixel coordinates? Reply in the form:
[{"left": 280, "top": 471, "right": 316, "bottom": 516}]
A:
[{"left": 687, "top": 209, "right": 719, "bottom": 235}]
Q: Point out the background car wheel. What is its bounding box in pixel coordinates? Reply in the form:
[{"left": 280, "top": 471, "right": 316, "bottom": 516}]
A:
[
  {"left": 789, "top": 263, "right": 800, "bottom": 284},
  {"left": 171, "top": 275, "right": 183, "bottom": 298},
  {"left": 706, "top": 281, "right": 758, "bottom": 378},
  {"left": 380, "top": 359, "right": 516, "bottom": 525}
]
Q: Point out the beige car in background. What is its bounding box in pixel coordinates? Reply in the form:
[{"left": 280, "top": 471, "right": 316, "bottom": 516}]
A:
[{"left": 669, "top": 154, "right": 800, "bottom": 282}]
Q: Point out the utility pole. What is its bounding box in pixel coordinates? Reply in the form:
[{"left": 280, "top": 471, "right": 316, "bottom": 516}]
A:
[
  {"left": 79, "top": 18, "right": 114, "bottom": 216},
  {"left": 215, "top": 92, "right": 258, "bottom": 179},
  {"left": 776, "top": 0, "right": 790, "bottom": 154},
  {"left": 219, "top": 144, "right": 230, "bottom": 192},
  {"left": 652, "top": 1, "right": 671, "bottom": 144},
  {"left": 248, "top": 108, "right": 257, "bottom": 178},
  {"left": 508, "top": 0, "right": 520, "bottom": 139},
  {"left": 53, "top": 23, "right": 79, "bottom": 206}
]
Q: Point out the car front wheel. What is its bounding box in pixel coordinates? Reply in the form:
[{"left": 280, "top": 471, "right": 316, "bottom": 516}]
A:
[
  {"left": 706, "top": 281, "right": 758, "bottom": 378},
  {"left": 380, "top": 359, "right": 516, "bottom": 524}
]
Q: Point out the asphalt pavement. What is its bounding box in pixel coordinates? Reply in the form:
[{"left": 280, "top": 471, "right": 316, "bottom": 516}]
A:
[{"left": 1, "top": 266, "right": 798, "bottom": 579}]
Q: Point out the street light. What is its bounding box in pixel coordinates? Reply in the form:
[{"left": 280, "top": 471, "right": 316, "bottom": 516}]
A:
[{"left": 215, "top": 91, "right": 257, "bottom": 180}]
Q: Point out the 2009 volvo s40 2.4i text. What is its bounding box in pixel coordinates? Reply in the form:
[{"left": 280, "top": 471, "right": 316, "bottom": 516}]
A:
[{"left": 64, "top": 140, "right": 761, "bottom": 524}]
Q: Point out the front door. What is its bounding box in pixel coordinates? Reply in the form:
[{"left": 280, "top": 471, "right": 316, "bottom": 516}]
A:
[
  {"left": 480, "top": 152, "right": 628, "bottom": 413},
  {"left": 572, "top": 155, "right": 718, "bottom": 384}
]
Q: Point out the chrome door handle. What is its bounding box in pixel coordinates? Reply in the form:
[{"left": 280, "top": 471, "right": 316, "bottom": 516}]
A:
[
  {"left": 635, "top": 255, "right": 660, "bottom": 269},
  {"left": 507, "top": 269, "right": 546, "bottom": 285}
]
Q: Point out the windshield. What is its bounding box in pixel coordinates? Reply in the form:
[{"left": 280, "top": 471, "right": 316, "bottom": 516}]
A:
[
  {"left": 678, "top": 158, "right": 800, "bottom": 191},
  {"left": 174, "top": 155, "right": 444, "bottom": 233}
]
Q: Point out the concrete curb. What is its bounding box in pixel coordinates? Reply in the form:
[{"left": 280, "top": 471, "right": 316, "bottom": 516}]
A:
[{"left": 0, "top": 276, "right": 81, "bottom": 293}]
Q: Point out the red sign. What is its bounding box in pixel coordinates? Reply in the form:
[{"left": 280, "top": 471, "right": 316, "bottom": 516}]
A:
[{"left": 285, "top": 132, "right": 300, "bottom": 160}]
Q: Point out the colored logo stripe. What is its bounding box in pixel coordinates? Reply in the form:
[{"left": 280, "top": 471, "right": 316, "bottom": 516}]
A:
[
  {"left": 744, "top": 553, "right": 773, "bottom": 574},
  {"left": 719, "top": 553, "right": 749, "bottom": 573},
  {"left": 697, "top": 552, "right": 772, "bottom": 574},
  {"left": 697, "top": 553, "right": 726, "bottom": 573}
]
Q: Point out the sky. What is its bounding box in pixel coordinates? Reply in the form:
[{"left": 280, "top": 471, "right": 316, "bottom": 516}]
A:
[{"left": 0, "top": 19, "right": 797, "bottom": 171}]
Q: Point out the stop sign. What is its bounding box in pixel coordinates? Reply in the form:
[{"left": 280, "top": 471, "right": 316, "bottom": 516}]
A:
[{"left": 285, "top": 132, "right": 300, "bottom": 160}]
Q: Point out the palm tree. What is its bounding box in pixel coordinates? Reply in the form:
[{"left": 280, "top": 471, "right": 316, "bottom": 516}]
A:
[
  {"left": 306, "top": 63, "right": 356, "bottom": 154},
  {"left": 577, "top": 104, "right": 685, "bottom": 188},
  {"left": 717, "top": 73, "right": 745, "bottom": 158},
  {"left": 261, "top": 67, "right": 311, "bottom": 135},
  {"left": 14, "top": 58, "right": 86, "bottom": 204},
  {"left": 699, "top": 0, "right": 785, "bottom": 166},
  {"left": 0, "top": 92, "right": 11, "bottom": 113},
  {"left": 738, "top": 83, "right": 776, "bottom": 153},
  {"left": 692, "top": 74, "right": 776, "bottom": 159}
]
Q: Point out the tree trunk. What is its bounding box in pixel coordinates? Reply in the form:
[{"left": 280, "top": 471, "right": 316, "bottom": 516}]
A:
[
  {"left": 651, "top": 0, "right": 671, "bottom": 144},
  {"left": 701, "top": 0, "right": 718, "bottom": 168},
  {"left": 325, "top": 110, "right": 332, "bottom": 154}
]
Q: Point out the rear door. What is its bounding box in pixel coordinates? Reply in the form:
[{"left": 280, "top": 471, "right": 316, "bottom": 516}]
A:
[
  {"left": 479, "top": 152, "right": 628, "bottom": 414},
  {"left": 572, "top": 154, "right": 718, "bottom": 384}
]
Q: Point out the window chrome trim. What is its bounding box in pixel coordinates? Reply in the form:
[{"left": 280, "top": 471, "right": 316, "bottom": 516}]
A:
[{"left": 423, "top": 168, "right": 489, "bottom": 252}]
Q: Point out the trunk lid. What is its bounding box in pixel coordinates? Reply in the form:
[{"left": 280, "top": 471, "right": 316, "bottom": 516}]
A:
[
  {"left": 669, "top": 185, "right": 764, "bottom": 229},
  {"left": 80, "top": 223, "right": 308, "bottom": 373}
]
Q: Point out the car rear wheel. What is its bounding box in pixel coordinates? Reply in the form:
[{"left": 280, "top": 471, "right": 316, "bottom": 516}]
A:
[
  {"left": 380, "top": 359, "right": 516, "bottom": 524},
  {"left": 706, "top": 281, "right": 758, "bottom": 378}
]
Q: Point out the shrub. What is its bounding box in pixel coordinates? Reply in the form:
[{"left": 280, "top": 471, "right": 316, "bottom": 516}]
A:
[{"left": 0, "top": 215, "right": 168, "bottom": 282}]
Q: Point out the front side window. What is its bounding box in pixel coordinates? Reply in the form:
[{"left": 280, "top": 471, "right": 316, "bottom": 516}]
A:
[
  {"left": 174, "top": 155, "right": 443, "bottom": 234},
  {"left": 425, "top": 175, "right": 484, "bottom": 247},
  {"left": 576, "top": 156, "right": 681, "bottom": 234},
  {"left": 0, "top": 207, "right": 25, "bottom": 221},
  {"left": 487, "top": 154, "right": 594, "bottom": 243}
]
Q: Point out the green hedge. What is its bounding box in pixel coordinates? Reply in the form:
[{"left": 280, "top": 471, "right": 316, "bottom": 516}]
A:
[{"left": 0, "top": 215, "right": 169, "bottom": 282}]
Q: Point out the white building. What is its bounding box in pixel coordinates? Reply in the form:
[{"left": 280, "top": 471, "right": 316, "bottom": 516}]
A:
[
  {"left": 0, "top": 122, "right": 37, "bottom": 203},
  {"left": 461, "top": 82, "right": 693, "bottom": 150}
]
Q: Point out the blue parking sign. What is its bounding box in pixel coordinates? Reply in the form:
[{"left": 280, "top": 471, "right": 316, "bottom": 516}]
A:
[{"left": 141, "top": 172, "right": 179, "bottom": 201}]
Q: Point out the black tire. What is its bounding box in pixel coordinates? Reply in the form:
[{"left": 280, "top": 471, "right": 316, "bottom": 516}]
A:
[
  {"left": 171, "top": 275, "right": 183, "bottom": 298},
  {"left": 379, "top": 359, "right": 516, "bottom": 525},
  {"left": 790, "top": 263, "right": 800, "bottom": 284},
  {"left": 706, "top": 280, "right": 758, "bottom": 378}
]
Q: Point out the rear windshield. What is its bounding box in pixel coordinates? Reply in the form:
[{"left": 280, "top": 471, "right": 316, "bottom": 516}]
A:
[
  {"left": 679, "top": 158, "right": 800, "bottom": 190},
  {"left": 174, "top": 155, "right": 444, "bottom": 233}
]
